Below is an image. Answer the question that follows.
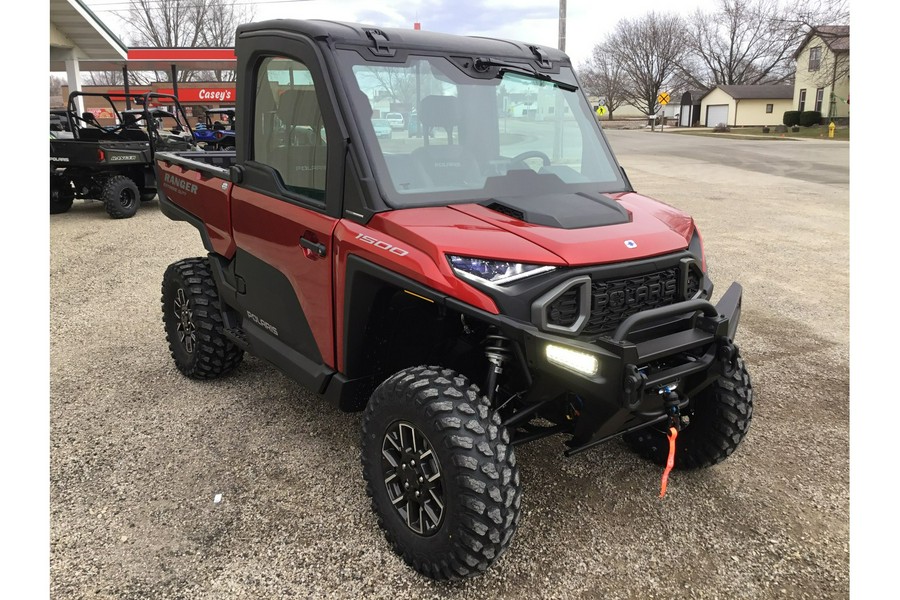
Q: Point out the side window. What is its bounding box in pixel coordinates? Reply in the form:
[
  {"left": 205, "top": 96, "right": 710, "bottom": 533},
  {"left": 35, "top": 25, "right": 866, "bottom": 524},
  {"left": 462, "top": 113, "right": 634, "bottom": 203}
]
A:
[
  {"left": 809, "top": 46, "right": 822, "bottom": 71},
  {"left": 253, "top": 56, "right": 327, "bottom": 202},
  {"left": 815, "top": 88, "right": 825, "bottom": 113}
]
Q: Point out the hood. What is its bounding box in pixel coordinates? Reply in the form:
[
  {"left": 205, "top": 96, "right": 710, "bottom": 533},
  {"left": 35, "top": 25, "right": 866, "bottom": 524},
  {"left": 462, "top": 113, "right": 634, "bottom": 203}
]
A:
[
  {"left": 449, "top": 192, "right": 694, "bottom": 266},
  {"left": 371, "top": 206, "right": 566, "bottom": 266},
  {"left": 370, "top": 192, "right": 695, "bottom": 268}
]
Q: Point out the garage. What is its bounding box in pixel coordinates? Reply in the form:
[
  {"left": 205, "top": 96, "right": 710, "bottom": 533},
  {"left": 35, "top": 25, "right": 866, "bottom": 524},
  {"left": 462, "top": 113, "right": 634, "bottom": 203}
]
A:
[{"left": 706, "top": 104, "right": 729, "bottom": 127}]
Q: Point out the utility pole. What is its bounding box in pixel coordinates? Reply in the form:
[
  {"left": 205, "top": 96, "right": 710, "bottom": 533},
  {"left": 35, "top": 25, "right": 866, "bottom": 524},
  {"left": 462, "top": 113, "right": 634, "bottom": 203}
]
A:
[
  {"left": 553, "top": 0, "right": 567, "bottom": 161},
  {"left": 558, "top": 0, "right": 566, "bottom": 52}
]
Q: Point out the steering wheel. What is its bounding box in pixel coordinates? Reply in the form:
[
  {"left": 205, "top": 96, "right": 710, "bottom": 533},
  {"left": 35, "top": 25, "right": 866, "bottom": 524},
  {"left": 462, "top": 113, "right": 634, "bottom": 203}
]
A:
[{"left": 508, "top": 150, "right": 551, "bottom": 171}]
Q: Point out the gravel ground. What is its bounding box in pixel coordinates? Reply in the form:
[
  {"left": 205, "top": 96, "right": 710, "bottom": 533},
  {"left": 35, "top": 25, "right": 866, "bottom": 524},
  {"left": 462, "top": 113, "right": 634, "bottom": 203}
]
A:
[{"left": 50, "top": 136, "right": 848, "bottom": 599}]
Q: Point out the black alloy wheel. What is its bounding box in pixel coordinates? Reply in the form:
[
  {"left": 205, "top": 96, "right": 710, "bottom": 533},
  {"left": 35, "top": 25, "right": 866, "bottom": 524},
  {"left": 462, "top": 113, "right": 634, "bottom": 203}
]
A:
[
  {"left": 173, "top": 287, "right": 196, "bottom": 354},
  {"left": 381, "top": 421, "right": 444, "bottom": 536}
]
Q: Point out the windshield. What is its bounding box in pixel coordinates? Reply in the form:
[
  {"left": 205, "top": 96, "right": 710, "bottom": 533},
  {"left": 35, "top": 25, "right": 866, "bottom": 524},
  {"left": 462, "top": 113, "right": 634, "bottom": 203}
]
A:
[{"left": 339, "top": 52, "right": 626, "bottom": 208}]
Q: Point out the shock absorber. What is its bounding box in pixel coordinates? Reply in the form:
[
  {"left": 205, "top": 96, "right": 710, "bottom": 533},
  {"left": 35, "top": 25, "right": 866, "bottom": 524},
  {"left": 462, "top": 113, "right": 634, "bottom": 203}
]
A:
[{"left": 483, "top": 328, "right": 512, "bottom": 403}]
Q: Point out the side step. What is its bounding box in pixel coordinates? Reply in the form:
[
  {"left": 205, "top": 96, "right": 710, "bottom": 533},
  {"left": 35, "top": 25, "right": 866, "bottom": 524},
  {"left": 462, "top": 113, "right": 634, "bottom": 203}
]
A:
[{"left": 224, "top": 327, "right": 250, "bottom": 350}]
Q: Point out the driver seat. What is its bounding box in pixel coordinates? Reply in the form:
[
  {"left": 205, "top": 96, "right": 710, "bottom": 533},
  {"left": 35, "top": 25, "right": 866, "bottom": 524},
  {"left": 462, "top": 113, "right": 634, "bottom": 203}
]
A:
[{"left": 411, "top": 95, "right": 483, "bottom": 188}]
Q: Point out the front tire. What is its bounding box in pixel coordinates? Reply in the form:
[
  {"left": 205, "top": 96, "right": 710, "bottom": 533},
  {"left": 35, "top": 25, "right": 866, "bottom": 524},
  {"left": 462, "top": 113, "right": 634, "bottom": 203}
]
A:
[
  {"left": 624, "top": 349, "right": 753, "bottom": 469},
  {"left": 102, "top": 175, "right": 139, "bottom": 219},
  {"left": 361, "top": 366, "right": 522, "bottom": 580},
  {"left": 140, "top": 189, "right": 157, "bottom": 202},
  {"left": 161, "top": 257, "right": 244, "bottom": 379}
]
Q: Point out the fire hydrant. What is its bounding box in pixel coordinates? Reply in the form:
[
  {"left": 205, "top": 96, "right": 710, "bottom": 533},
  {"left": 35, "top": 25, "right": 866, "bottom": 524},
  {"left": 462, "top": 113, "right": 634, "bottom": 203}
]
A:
[{"left": 828, "top": 121, "right": 836, "bottom": 139}]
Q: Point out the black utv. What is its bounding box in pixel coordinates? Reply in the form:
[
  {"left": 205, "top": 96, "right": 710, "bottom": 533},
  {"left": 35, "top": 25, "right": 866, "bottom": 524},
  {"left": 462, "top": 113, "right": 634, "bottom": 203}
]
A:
[{"left": 49, "top": 92, "right": 194, "bottom": 218}]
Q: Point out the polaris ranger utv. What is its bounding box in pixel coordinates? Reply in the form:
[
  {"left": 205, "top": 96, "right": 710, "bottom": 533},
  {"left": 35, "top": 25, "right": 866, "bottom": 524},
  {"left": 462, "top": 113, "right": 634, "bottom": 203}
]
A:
[
  {"left": 156, "top": 20, "right": 752, "bottom": 580},
  {"left": 50, "top": 92, "right": 194, "bottom": 218},
  {"left": 192, "top": 107, "right": 236, "bottom": 150}
]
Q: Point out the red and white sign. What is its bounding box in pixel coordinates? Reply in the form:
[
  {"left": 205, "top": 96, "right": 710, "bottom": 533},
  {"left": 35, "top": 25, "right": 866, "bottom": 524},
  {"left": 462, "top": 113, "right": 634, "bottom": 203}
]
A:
[{"left": 157, "top": 88, "right": 236, "bottom": 103}]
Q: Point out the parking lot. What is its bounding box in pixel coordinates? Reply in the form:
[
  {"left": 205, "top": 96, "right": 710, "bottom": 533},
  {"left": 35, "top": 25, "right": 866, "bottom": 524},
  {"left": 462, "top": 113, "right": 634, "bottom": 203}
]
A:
[{"left": 50, "top": 130, "right": 849, "bottom": 599}]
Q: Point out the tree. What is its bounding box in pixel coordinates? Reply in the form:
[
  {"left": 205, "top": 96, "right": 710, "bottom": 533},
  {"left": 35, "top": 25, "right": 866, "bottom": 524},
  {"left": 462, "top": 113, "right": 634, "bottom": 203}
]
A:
[
  {"left": 578, "top": 49, "right": 627, "bottom": 120},
  {"left": 50, "top": 75, "right": 66, "bottom": 106},
  {"left": 601, "top": 12, "right": 687, "bottom": 124},
  {"left": 125, "top": 0, "right": 253, "bottom": 82},
  {"left": 680, "top": 0, "right": 808, "bottom": 88},
  {"left": 679, "top": 0, "right": 850, "bottom": 89}
]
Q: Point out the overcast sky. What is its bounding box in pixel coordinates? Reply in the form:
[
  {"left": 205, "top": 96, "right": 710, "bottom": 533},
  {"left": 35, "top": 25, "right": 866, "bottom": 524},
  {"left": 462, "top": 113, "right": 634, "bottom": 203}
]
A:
[{"left": 85, "top": 0, "right": 723, "bottom": 68}]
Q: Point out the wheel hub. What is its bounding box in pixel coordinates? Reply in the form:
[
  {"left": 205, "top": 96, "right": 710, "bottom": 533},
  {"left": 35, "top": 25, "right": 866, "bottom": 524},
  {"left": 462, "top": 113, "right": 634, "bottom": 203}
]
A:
[
  {"left": 174, "top": 288, "right": 196, "bottom": 354},
  {"left": 382, "top": 421, "right": 444, "bottom": 536}
]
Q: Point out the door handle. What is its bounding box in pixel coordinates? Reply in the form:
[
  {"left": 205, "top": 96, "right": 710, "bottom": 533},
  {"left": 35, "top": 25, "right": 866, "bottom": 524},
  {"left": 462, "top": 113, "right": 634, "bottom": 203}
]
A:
[{"left": 300, "top": 236, "right": 327, "bottom": 257}]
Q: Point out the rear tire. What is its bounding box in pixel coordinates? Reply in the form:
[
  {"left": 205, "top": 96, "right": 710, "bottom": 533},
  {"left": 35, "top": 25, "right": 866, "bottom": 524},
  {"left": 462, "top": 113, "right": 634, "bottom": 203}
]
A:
[
  {"left": 50, "top": 186, "right": 74, "bottom": 214},
  {"left": 161, "top": 257, "right": 244, "bottom": 379},
  {"left": 361, "top": 366, "right": 522, "bottom": 580},
  {"left": 624, "top": 350, "right": 753, "bottom": 469},
  {"left": 102, "top": 175, "right": 139, "bottom": 219}
]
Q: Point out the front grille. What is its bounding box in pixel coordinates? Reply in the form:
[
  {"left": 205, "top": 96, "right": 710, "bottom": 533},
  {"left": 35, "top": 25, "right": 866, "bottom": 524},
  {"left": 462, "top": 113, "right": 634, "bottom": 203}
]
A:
[{"left": 547, "top": 267, "right": 686, "bottom": 339}]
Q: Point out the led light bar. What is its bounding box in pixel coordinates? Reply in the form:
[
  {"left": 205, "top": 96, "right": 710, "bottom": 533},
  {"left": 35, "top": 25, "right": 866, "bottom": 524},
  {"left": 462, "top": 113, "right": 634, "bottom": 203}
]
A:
[{"left": 545, "top": 344, "right": 599, "bottom": 376}]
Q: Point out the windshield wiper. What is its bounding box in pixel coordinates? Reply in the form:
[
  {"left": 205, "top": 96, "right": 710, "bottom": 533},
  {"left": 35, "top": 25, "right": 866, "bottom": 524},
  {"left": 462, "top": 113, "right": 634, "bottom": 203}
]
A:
[{"left": 472, "top": 57, "right": 578, "bottom": 92}]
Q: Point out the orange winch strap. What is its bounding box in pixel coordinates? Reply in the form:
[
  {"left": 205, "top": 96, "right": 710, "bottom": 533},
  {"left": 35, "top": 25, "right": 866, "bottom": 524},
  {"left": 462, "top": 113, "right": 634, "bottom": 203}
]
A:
[{"left": 659, "top": 427, "right": 678, "bottom": 498}]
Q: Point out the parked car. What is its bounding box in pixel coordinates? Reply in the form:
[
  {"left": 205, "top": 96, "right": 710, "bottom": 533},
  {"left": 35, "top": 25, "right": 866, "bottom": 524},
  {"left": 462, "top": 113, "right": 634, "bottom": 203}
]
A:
[
  {"left": 371, "top": 118, "right": 392, "bottom": 139},
  {"left": 385, "top": 112, "right": 405, "bottom": 130}
]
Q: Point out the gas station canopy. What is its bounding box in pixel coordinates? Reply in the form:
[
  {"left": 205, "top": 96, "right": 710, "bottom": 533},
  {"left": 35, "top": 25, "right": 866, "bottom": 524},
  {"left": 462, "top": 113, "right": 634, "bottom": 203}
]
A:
[
  {"left": 50, "top": 0, "right": 128, "bottom": 72},
  {"left": 50, "top": 0, "right": 237, "bottom": 113}
]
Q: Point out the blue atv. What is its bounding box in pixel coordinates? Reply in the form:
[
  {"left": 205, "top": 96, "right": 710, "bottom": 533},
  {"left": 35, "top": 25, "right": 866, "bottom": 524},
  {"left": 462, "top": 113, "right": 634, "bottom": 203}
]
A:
[{"left": 193, "top": 107, "right": 236, "bottom": 150}]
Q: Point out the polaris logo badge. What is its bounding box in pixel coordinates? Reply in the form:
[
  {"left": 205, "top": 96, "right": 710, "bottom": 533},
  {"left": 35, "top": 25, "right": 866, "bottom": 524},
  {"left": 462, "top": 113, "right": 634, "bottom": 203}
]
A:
[
  {"left": 109, "top": 154, "right": 137, "bottom": 161},
  {"left": 624, "top": 240, "right": 638, "bottom": 249},
  {"left": 247, "top": 311, "right": 279, "bottom": 336},
  {"left": 163, "top": 172, "right": 198, "bottom": 195}
]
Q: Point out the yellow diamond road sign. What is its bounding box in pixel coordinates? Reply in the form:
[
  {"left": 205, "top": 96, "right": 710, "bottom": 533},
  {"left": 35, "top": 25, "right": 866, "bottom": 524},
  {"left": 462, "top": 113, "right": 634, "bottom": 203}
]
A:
[
  {"left": 658, "top": 92, "right": 670, "bottom": 105},
  {"left": 595, "top": 105, "right": 608, "bottom": 117}
]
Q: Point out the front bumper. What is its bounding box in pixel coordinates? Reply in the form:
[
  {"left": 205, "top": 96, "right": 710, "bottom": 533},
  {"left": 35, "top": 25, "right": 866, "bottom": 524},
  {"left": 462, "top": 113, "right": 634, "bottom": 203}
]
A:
[{"left": 508, "top": 282, "right": 743, "bottom": 454}]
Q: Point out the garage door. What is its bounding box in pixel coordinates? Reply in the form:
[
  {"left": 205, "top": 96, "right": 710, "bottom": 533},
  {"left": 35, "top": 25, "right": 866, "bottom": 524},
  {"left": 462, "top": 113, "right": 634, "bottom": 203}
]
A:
[{"left": 706, "top": 104, "right": 729, "bottom": 127}]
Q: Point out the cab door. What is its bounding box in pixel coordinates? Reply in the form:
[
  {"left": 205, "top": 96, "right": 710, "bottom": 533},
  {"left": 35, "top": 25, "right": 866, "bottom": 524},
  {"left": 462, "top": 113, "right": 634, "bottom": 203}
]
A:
[{"left": 229, "top": 39, "right": 345, "bottom": 391}]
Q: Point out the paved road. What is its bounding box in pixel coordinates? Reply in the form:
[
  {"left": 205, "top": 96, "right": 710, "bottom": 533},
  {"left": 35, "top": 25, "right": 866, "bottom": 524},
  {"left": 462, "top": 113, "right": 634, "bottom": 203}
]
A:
[
  {"left": 50, "top": 132, "right": 849, "bottom": 599},
  {"left": 605, "top": 129, "right": 849, "bottom": 186}
]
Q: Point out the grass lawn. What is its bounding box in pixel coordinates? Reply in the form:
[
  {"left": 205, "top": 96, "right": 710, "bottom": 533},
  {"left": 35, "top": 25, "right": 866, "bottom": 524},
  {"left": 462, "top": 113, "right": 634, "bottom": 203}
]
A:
[{"left": 670, "top": 124, "right": 850, "bottom": 141}]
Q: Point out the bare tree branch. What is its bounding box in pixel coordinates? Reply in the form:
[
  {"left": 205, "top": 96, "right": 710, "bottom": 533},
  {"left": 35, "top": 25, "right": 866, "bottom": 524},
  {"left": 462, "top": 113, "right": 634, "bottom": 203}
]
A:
[
  {"left": 601, "top": 12, "right": 687, "bottom": 120},
  {"left": 125, "top": 0, "right": 251, "bottom": 82},
  {"left": 680, "top": 0, "right": 809, "bottom": 87},
  {"left": 577, "top": 48, "right": 627, "bottom": 120}
]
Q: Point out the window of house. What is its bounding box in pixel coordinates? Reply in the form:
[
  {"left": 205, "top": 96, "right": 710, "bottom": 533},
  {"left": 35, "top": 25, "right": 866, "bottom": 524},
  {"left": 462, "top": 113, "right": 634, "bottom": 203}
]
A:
[
  {"left": 766, "top": 104, "right": 773, "bottom": 113},
  {"left": 798, "top": 89, "right": 807, "bottom": 112},
  {"left": 809, "top": 46, "right": 822, "bottom": 71},
  {"left": 253, "top": 56, "right": 327, "bottom": 202},
  {"left": 815, "top": 88, "right": 825, "bottom": 113}
]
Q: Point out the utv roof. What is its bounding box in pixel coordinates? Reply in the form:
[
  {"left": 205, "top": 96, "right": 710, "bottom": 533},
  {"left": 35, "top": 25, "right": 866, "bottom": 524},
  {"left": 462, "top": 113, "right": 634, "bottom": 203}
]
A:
[
  {"left": 206, "top": 107, "right": 235, "bottom": 114},
  {"left": 237, "top": 19, "right": 570, "bottom": 65}
]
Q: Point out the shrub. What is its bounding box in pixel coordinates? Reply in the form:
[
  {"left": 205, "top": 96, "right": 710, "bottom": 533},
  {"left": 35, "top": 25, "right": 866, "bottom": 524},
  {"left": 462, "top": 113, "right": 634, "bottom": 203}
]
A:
[
  {"left": 713, "top": 122, "right": 731, "bottom": 133},
  {"left": 783, "top": 111, "right": 801, "bottom": 127},
  {"left": 800, "top": 111, "right": 822, "bottom": 127}
]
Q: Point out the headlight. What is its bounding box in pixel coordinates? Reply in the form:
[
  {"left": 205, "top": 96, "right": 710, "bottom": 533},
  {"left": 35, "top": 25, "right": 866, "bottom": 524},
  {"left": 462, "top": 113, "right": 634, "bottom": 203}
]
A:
[
  {"left": 546, "top": 344, "right": 599, "bottom": 376},
  {"left": 448, "top": 255, "right": 555, "bottom": 286}
]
